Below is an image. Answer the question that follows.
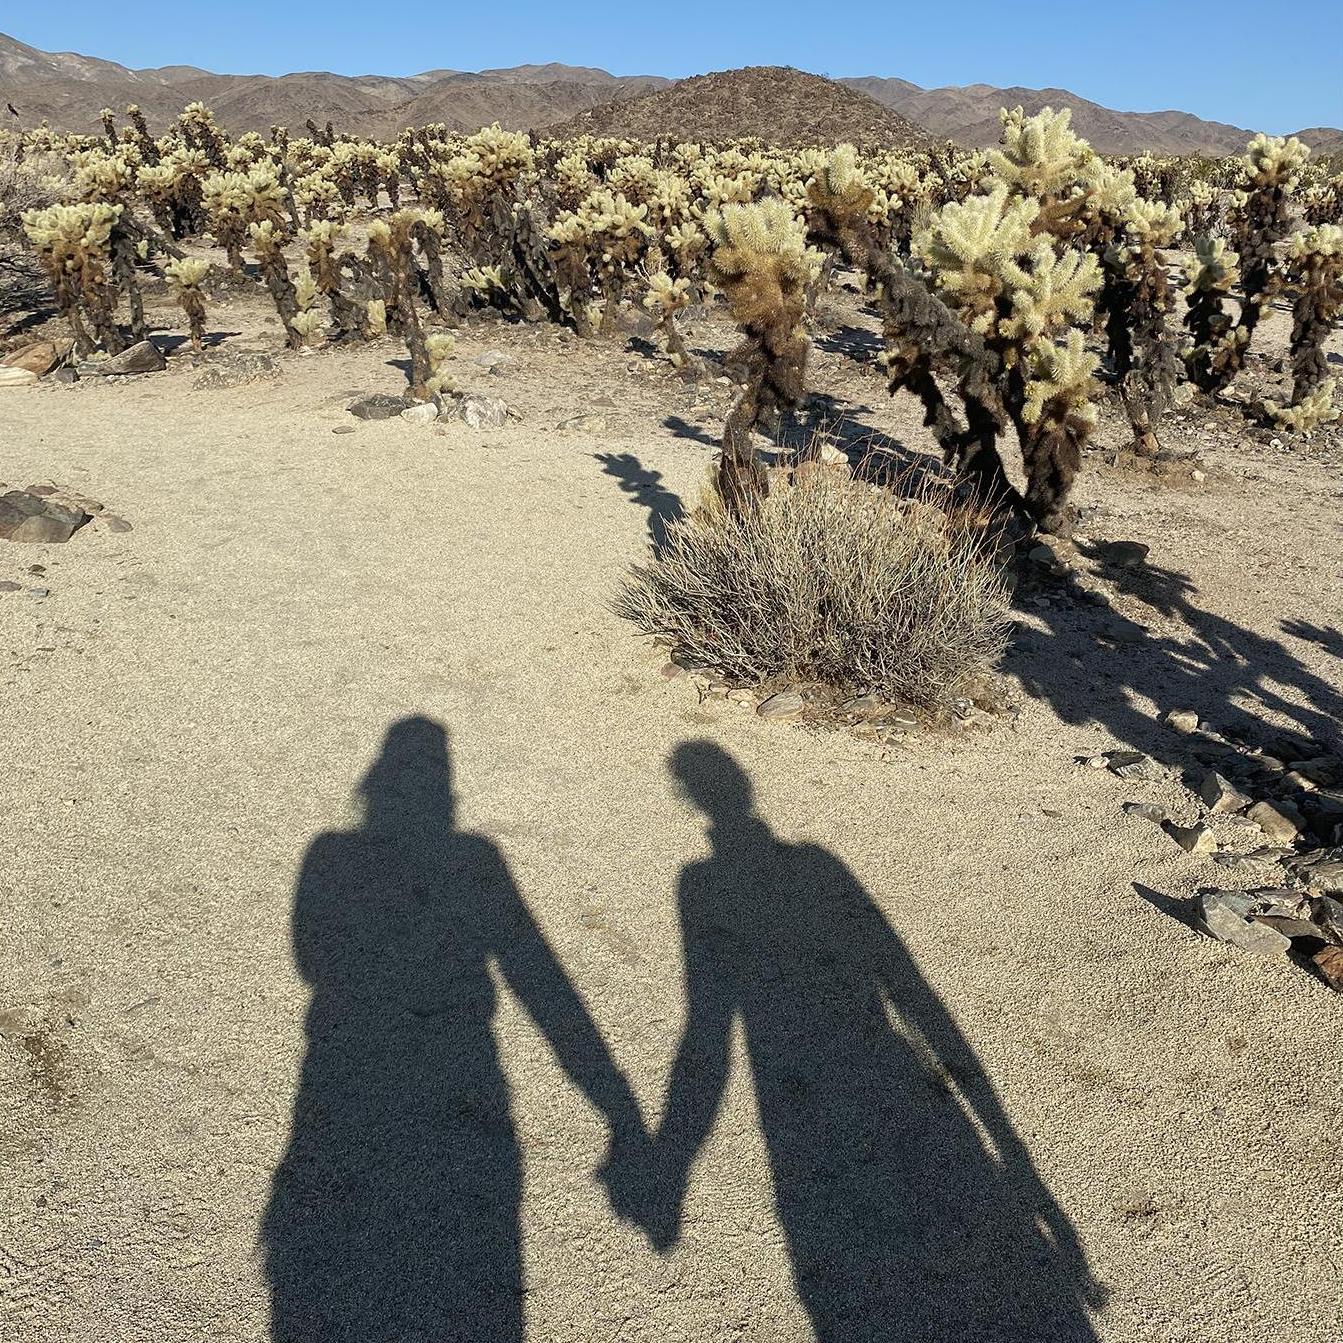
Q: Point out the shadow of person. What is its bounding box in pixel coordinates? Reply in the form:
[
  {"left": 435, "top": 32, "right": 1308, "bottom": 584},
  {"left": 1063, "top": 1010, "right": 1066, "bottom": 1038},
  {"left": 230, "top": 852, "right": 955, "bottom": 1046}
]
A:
[
  {"left": 262, "top": 716, "right": 645, "bottom": 1342},
  {"left": 639, "top": 742, "right": 1105, "bottom": 1341}
]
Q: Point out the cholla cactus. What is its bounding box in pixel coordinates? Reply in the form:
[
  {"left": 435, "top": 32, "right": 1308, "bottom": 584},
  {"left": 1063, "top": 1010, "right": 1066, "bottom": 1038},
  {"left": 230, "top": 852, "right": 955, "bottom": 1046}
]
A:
[
  {"left": 548, "top": 188, "right": 651, "bottom": 333},
  {"left": 1101, "top": 198, "right": 1184, "bottom": 454},
  {"left": 22, "top": 202, "right": 124, "bottom": 354},
  {"left": 990, "top": 106, "right": 1099, "bottom": 240},
  {"left": 1183, "top": 236, "right": 1243, "bottom": 392},
  {"left": 164, "top": 256, "right": 211, "bottom": 352},
  {"left": 705, "top": 199, "right": 819, "bottom": 511},
  {"left": 643, "top": 271, "right": 696, "bottom": 373},
  {"left": 204, "top": 167, "right": 287, "bottom": 270},
  {"left": 805, "top": 143, "right": 875, "bottom": 265},
  {"left": 1189, "top": 134, "right": 1311, "bottom": 394},
  {"left": 251, "top": 220, "right": 303, "bottom": 349},
  {"left": 1264, "top": 224, "right": 1343, "bottom": 431}
]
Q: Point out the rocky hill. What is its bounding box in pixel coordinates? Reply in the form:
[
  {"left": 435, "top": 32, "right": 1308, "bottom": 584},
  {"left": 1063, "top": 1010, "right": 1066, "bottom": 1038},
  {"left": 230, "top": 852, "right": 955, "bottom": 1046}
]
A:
[
  {"left": 0, "top": 33, "right": 668, "bottom": 137},
  {"left": 843, "top": 76, "right": 1260, "bottom": 156},
  {"left": 549, "top": 67, "right": 928, "bottom": 148}
]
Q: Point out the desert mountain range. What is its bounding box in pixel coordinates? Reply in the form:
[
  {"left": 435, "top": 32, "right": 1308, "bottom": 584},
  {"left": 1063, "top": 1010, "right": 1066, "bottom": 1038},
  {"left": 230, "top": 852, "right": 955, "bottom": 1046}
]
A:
[{"left": 1, "top": 31, "right": 1338, "bottom": 156}]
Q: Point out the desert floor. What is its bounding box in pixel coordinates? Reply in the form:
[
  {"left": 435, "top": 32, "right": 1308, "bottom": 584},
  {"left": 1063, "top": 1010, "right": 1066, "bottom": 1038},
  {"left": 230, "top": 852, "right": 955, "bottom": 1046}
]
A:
[{"left": 2, "top": 286, "right": 1342, "bottom": 1343}]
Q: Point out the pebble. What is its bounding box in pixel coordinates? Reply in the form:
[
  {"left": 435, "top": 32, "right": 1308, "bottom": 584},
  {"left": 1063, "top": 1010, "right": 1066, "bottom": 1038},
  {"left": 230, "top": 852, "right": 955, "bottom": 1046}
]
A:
[
  {"left": 0, "top": 580, "right": 19, "bottom": 593},
  {"left": 756, "top": 690, "right": 806, "bottom": 721},
  {"left": 1123, "top": 801, "right": 1167, "bottom": 825},
  {"left": 1104, "top": 749, "right": 1160, "bottom": 781},
  {"left": 332, "top": 425, "right": 356, "bottom": 434},
  {"left": 1198, "top": 771, "right": 1250, "bottom": 815},
  {"left": 1166, "top": 820, "right": 1216, "bottom": 855},
  {"left": 1164, "top": 709, "right": 1199, "bottom": 733},
  {"left": 103, "top": 516, "right": 132, "bottom": 534},
  {"left": 1247, "top": 799, "right": 1302, "bottom": 843}
]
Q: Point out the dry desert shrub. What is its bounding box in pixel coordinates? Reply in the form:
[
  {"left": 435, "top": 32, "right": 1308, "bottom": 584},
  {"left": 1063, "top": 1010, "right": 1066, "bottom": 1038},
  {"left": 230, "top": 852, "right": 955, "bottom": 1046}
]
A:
[
  {"left": 617, "top": 468, "right": 1011, "bottom": 709},
  {"left": 0, "top": 143, "right": 59, "bottom": 315}
]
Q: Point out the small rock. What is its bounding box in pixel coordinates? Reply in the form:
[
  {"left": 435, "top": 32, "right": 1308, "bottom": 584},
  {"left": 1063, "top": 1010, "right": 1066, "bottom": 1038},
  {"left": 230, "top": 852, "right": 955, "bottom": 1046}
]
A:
[
  {"left": 1311, "top": 946, "right": 1343, "bottom": 991},
  {"left": 1198, "top": 891, "right": 1291, "bottom": 957},
  {"left": 842, "top": 693, "right": 887, "bottom": 720},
  {"left": 103, "top": 515, "right": 132, "bottom": 534},
  {"left": 460, "top": 395, "right": 509, "bottom": 429},
  {"left": 1104, "top": 749, "right": 1160, "bottom": 781},
  {"left": 660, "top": 661, "right": 686, "bottom": 680},
  {"left": 79, "top": 339, "right": 165, "bottom": 377},
  {"left": 1212, "top": 849, "right": 1285, "bottom": 875},
  {"left": 1190, "top": 468, "right": 1206, "bottom": 483},
  {"left": 51, "top": 367, "right": 79, "bottom": 384},
  {"left": 1311, "top": 894, "right": 1343, "bottom": 942},
  {"left": 1123, "top": 801, "right": 1167, "bottom": 825},
  {"left": 1165, "top": 820, "right": 1216, "bottom": 855},
  {"left": 27, "top": 586, "right": 49, "bottom": 598},
  {"left": 1247, "top": 799, "right": 1302, "bottom": 844},
  {"left": 400, "top": 401, "right": 440, "bottom": 424},
  {"left": 0, "top": 491, "right": 90, "bottom": 544},
  {"left": 1, "top": 340, "right": 66, "bottom": 377},
  {"left": 1102, "top": 540, "right": 1150, "bottom": 568},
  {"left": 1164, "top": 709, "right": 1199, "bottom": 733},
  {"left": 757, "top": 690, "right": 805, "bottom": 721},
  {"left": 1199, "top": 771, "right": 1250, "bottom": 815},
  {"left": 332, "top": 425, "right": 356, "bottom": 434},
  {"left": 1291, "top": 854, "right": 1343, "bottom": 895},
  {"left": 0, "top": 580, "right": 19, "bottom": 592},
  {"left": 473, "top": 350, "right": 509, "bottom": 368},
  {"left": 556, "top": 412, "right": 608, "bottom": 433},
  {"left": 195, "top": 351, "right": 281, "bottom": 389},
  {"left": 348, "top": 393, "right": 409, "bottom": 421}
]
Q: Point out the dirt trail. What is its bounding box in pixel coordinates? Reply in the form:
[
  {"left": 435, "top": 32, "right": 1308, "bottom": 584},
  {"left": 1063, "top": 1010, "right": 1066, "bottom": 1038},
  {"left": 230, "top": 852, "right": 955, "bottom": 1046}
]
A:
[{"left": 2, "top": 298, "right": 1341, "bottom": 1342}]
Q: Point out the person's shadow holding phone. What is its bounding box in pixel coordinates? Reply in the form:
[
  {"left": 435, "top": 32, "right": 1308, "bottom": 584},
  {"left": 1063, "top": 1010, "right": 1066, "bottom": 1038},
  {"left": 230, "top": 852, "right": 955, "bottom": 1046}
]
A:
[{"left": 605, "top": 741, "right": 1105, "bottom": 1342}]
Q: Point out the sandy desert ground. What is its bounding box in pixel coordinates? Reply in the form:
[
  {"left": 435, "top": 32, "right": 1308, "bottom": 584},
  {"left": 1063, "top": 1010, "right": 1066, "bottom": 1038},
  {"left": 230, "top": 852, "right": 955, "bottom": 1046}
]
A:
[{"left": 2, "top": 284, "right": 1342, "bottom": 1342}]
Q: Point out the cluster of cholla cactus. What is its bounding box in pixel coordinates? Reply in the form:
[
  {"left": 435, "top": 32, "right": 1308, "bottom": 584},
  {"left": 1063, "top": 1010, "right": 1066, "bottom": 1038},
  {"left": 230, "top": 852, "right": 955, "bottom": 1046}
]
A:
[
  {"left": 705, "top": 198, "right": 820, "bottom": 512},
  {"left": 1264, "top": 224, "right": 1343, "bottom": 431},
  {"left": 10, "top": 99, "right": 1340, "bottom": 469},
  {"left": 21, "top": 201, "right": 149, "bottom": 355},
  {"left": 1186, "top": 133, "right": 1311, "bottom": 393}
]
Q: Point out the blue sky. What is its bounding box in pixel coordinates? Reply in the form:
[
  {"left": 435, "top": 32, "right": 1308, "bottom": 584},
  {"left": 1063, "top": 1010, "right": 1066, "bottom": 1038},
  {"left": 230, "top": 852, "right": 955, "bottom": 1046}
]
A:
[{"left": 6, "top": 2, "right": 1341, "bottom": 133}]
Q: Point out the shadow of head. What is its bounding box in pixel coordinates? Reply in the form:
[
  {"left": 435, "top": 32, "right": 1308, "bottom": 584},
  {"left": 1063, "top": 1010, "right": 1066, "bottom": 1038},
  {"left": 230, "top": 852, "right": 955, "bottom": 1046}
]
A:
[
  {"left": 670, "top": 741, "right": 756, "bottom": 828},
  {"left": 360, "top": 715, "right": 455, "bottom": 832}
]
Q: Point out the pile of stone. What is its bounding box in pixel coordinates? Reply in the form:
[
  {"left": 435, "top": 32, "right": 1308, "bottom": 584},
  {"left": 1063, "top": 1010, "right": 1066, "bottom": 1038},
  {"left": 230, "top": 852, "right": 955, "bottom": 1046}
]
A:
[
  {"left": 1115, "top": 709, "right": 1343, "bottom": 990},
  {"left": 1198, "top": 887, "right": 1343, "bottom": 989}
]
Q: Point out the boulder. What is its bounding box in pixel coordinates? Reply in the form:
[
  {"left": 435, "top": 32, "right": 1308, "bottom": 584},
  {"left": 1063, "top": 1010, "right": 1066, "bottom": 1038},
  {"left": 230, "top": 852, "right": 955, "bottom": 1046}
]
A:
[
  {"left": 0, "top": 366, "right": 38, "bottom": 388},
  {"left": 79, "top": 340, "right": 166, "bottom": 377},
  {"left": 1, "top": 340, "right": 67, "bottom": 377},
  {"left": 460, "top": 395, "right": 510, "bottom": 429},
  {"left": 0, "top": 491, "right": 90, "bottom": 544},
  {"left": 348, "top": 393, "right": 409, "bottom": 421}
]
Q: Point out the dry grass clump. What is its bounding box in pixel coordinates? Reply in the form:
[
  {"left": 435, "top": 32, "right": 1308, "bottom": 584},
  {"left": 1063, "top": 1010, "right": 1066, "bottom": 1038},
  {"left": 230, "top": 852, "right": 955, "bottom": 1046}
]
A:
[
  {"left": 617, "top": 468, "right": 1012, "bottom": 709},
  {"left": 0, "top": 144, "right": 60, "bottom": 316}
]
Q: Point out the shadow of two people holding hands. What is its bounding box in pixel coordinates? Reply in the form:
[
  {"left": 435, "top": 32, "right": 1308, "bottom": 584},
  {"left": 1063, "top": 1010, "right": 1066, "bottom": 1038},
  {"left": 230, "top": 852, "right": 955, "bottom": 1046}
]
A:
[{"left": 264, "top": 717, "right": 1103, "bottom": 1342}]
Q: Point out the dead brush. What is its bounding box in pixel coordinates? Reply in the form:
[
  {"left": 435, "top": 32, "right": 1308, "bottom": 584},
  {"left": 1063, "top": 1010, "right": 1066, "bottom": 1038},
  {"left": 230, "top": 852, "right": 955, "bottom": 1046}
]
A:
[{"left": 616, "top": 466, "right": 1012, "bottom": 710}]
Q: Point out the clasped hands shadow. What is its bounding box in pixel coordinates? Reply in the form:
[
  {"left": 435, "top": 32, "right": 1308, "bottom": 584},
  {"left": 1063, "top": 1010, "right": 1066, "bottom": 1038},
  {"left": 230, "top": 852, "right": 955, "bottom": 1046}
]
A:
[
  {"left": 264, "top": 717, "right": 1103, "bottom": 1341},
  {"left": 593, "top": 1100, "right": 685, "bottom": 1254}
]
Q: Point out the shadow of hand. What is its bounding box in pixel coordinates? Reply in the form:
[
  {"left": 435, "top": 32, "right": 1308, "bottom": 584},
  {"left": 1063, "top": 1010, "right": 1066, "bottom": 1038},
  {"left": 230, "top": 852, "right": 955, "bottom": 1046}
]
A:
[{"left": 596, "top": 1128, "right": 682, "bottom": 1253}]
